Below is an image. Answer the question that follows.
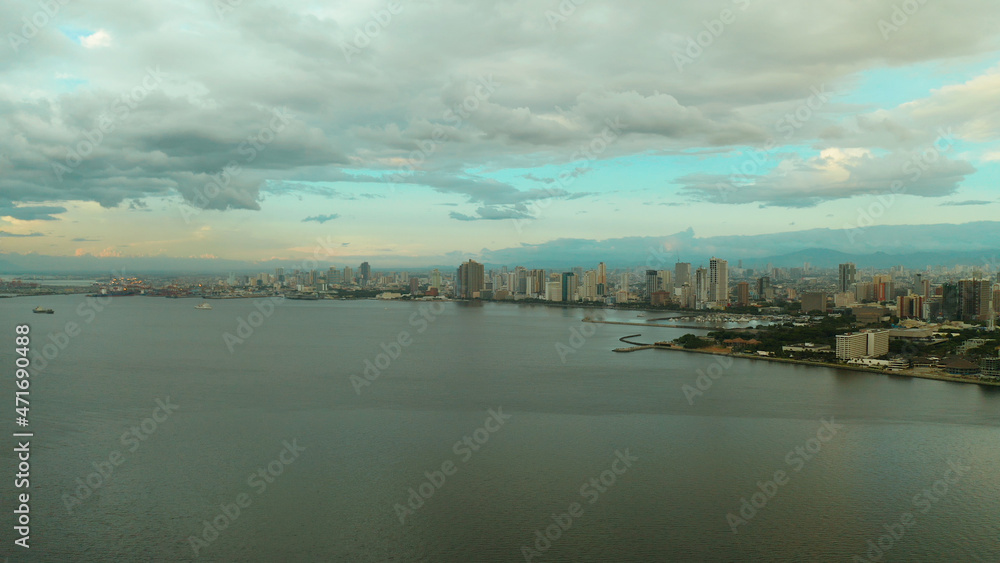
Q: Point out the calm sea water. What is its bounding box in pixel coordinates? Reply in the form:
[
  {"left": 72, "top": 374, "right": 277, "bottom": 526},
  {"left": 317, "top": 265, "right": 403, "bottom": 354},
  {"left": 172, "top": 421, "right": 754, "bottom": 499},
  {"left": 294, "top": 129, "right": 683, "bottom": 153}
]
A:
[{"left": 1, "top": 295, "right": 998, "bottom": 562}]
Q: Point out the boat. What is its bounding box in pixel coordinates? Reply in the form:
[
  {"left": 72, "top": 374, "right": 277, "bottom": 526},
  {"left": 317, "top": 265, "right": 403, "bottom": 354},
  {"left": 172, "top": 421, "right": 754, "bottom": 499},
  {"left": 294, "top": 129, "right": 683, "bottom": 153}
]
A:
[
  {"left": 33, "top": 306, "right": 54, "bottom": 314},
  {"left": 195, "top": 302, "right": 213, "bottom": 310}
]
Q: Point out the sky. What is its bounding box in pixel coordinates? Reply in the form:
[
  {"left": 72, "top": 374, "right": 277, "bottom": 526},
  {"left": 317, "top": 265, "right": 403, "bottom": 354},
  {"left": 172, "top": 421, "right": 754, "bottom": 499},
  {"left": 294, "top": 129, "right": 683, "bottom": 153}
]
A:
[{"left": 1, "top": 0, "right": 1000, "bottom": 269}]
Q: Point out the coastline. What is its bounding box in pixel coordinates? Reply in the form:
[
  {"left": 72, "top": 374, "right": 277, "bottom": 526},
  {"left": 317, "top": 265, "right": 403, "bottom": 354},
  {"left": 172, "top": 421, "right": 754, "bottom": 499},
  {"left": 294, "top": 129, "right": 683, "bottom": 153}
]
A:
[
  {"left": 617, "top": 342, "right": 1000, "bottom": 388},
  {"left": 586, "top": 319, "right": 1000, "bottom": 389}
]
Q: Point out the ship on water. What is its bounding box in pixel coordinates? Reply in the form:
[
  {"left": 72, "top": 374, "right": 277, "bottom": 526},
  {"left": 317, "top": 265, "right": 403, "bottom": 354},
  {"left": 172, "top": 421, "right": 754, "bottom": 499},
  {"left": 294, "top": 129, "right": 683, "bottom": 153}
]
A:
[
  {"left": 33, "top": 306, "right": 54, "bottom": 314},
  {"left": 194, "top": 302, "right": 213, "bottom": 310}
]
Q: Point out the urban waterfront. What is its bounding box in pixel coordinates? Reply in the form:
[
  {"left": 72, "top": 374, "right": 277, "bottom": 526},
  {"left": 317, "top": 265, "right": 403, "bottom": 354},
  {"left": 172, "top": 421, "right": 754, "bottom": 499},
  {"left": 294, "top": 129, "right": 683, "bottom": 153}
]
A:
[{"left": 2, "top": 295, "right": 998, "bottom": 562}]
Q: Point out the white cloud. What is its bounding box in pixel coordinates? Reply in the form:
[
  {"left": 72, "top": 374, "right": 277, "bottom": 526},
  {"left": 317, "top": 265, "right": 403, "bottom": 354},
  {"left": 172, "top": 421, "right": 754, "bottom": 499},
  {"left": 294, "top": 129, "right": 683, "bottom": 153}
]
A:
[{"left": 80, "top": 30, "right": 112, "bottom": 48}]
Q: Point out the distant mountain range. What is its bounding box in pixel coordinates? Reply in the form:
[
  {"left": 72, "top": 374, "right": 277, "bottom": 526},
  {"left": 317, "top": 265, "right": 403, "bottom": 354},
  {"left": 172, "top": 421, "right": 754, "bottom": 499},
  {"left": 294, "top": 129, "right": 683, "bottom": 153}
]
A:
[{"left": 3, "top": 221, "right": 999, "bottom": 274}]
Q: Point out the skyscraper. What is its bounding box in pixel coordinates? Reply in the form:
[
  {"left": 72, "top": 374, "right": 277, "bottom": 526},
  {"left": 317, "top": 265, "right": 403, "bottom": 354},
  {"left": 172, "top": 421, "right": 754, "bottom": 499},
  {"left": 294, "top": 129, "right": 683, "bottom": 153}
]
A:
[
  {"left": 456, "top": 259, "right": 485, "bottom": 299},
  {"left": 430, "top": 269, "right": 442, "bottom": 290},
  {"left": 838, "top": 263, "right": 857, "bottom": 293},
  {"left": 695, "top": 267, "right": 709, "bottom": 305},
  {"left": 958, "top": 279, "right": 992, "bottom": 322},
  {"left": 597, "top": 262, "right": 607, "bottom": 296},
  {"left": 343, "top": 266, "right": 353, "bottom": 285},
  {"left": 709, "top": 257, "right": 729, "bottom": 303},
  {"left": 582, "top": 270, "right": 598, "bottom": 301},
  {"left": 873, "top": 274, "right": 893, "bottom": 302},
  {"left": 530, "top": 269, "right": 547, "bottom": 297},
  {"left": 360, "top": 262, "right": 371, "bottom": 286},
  {"left": 562, "top": 272, "right": 577, "bottom": 302},
  {"left": 675, "top": 262, "right": 691, "bottom": 288},
  {"left": 757, "top": 276, "right": 771, "bottom": 300},
  {"left": 658, "top": 270, "right": 672, "bottom": 291},
  {"left": 736, "top": 282, "right": 750, "bottom": 306},
  {"left": 645, "top": 270, "right": 659, "bottom": 301}
]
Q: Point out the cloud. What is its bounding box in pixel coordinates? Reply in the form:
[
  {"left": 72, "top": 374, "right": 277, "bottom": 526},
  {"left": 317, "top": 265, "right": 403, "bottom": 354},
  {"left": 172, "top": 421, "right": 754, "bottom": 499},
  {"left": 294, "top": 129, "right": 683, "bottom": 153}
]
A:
[
  {"left": 677, "top": 148, "right": 976, "bottom": 207},
  {"left": 302, "top": 214, "right": 340, "bottom": 223},
  {"left": 1, "top": 0, "right": 999, "bottom": 231},
  {"left": 939, "top": 199, "right": 994, "bottom": 206},
  {"left": 80, "top": 30, "right": 112, "bottom": 48},
  {"left": 0, "top": 231, "right": 43, "bottom": 237},
  {"left": 450, "top": 205, "right": 534, "bottom": 221},
  {"left": 0, "top": 204, "right": 67, "bottom": 221}
]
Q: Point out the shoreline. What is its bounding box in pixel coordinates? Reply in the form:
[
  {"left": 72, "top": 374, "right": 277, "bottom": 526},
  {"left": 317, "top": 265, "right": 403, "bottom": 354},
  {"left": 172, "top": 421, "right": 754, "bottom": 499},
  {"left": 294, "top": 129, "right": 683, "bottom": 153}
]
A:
[{"left": 619, "top": 342, "right": 1000, "bottom": 388}]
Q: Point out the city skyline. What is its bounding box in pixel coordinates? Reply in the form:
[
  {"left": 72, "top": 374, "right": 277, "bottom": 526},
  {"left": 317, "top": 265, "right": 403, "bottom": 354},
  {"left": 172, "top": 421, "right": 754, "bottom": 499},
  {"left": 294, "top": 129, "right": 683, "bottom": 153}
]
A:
[{"left": 2, "top": 1, "right": 1000, "bottom": 266}]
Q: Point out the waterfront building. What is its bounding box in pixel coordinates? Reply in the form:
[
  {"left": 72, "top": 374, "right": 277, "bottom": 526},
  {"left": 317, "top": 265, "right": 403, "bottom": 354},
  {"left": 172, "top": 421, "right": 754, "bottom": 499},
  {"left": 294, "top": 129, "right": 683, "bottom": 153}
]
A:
[
  {"left": 709, "top": 257, "right": 728, "bottom": 304},
  {"left": 546, "top": 281, "right": 562, "bottom": 302},
  {"left": 582, "top": 270, "right": 598, "bottom": 301},
  {"left": 456, "top": 259, "right": 485, "bottom": 299},
  {"left": 562, "top": 272, "right": 578, "bottom": 302},
  {"left": 836, "top": 330, "right": 889, "bottom": 360}
]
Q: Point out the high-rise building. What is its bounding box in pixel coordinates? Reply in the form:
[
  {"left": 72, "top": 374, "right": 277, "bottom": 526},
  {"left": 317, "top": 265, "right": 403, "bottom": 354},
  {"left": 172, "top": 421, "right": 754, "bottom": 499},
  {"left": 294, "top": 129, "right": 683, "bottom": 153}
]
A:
[
  {"left": 709, "top": 257, "right": 729, "bottom": 304},
  {"left": 529, "top": 269, "right": 547, "bottom": 297},
  {"left": 409, "top": 277, "right": 420, "bottom": 295},
  {"left": 802, "top": 292, "right": 827, "bottom": 313},
  {"left": 343, "top": 266, "right": 353, "bottom": 285},
  {"left": 360, "top": 262, "right": 372, "bottom": 286},
  {"left": 597, "top": 262, "right": 607, "bottom": 296},
  {"left": 582, "top": 270, "right": 598, "bottom": 301},
  {"left": 456, "top": 259, "right": 485, "bottom": 299},
  {"left": 736, "top": 282, "right": 750, "bottom": 306},
  {"left": 914, "top": 275, "right": 932, "bottom": 299},
  {"left": 645, "top": 270, "right": 659, "bottom": 301},
  {"left": 562, "top": 272, "right": 577, "bottom": 302},
  {"left": 855, "top": 282, "right": 874, "bottom": 303},
  {"left": 836, "top": 330, "right": 889, "bottom": 360},
  {"left": 838, "top": 263, "right": 857, "bottom": 293},
  {"left": 328, "top": 267, "right": 343, "bottom": 285},
  {"left": 757, "top": 276, "right": 772, "bottom": 300},
  {"left": 873, "top": 274, "right": 893, "bottom": 302},
  {"left": 898, "top": 295, "right": 925, "bottom": 319},
  {"left": 695, "top": 267, "right": 709, "bottom": 306},
  {"left": 941, "top": 283, "right": 959, "bottom": 320},
  {"left": 516, "top": 276, "right": 526, "bottom": 295},
  {"left": 430, "top": 269, "right": 442, "bottom": 290},
  {"left": 958, "top": 279, "right": 992, "bottom": 322},
  {"left": 658, "top": 270, "right": 672, "bottom": 291},
  {"left": 545, "top": 280, "right": 562, "bottom": 302},
  {"left": 675, "top": 262, "right": 691, "bottom": 289},
  {"left": 680, "top": 283, "right": 695, "bottom": 309}
]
